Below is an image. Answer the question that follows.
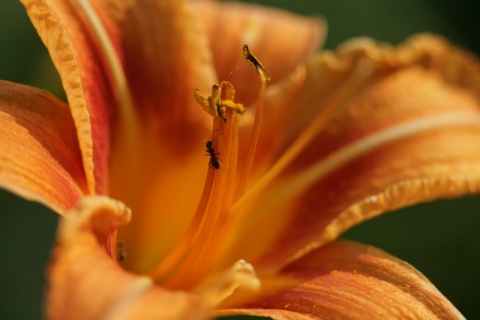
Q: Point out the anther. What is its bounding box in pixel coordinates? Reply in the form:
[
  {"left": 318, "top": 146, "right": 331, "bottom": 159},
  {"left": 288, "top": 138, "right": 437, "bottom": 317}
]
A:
[
  {"left": 212, "top": 85, "right": 227, "bottom": 122},
  {"left": 194, "top": 88, "right": 215, "bottom": 117},
  {"left": 243, "top": 44, "right": 271, "bottom": 82},
  {"left": 195, "top": 83, "right": 245, "bottom": 122}
]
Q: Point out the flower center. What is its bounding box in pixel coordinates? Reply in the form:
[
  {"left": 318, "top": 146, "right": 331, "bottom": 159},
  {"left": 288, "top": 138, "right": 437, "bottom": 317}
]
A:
[{"left": 145, "top": 45, "right": 270, "bottom": 289}]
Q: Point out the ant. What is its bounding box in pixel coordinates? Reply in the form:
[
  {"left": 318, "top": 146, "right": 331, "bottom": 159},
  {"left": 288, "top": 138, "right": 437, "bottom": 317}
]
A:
[
  {"left": 117, "top": 240, "right": 126, "bottom": 263},
  {"left": 205, "top": 138, "right": 221, "bottom": 170}
]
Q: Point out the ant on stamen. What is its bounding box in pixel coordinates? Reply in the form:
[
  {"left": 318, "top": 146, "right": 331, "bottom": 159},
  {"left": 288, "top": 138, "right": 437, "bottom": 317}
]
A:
[
  {"left": 205, "top": 138, "right": 221, "bottom": 170},
  {"left": 117, "top": 240, "right": 126, "bottom": 263}
]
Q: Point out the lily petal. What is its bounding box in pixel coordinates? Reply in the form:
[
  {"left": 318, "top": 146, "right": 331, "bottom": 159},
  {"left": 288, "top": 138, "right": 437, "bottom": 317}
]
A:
[
  {"left": 22, "top": 0, "right": 217, "bottom": 195},
  {"left": 47, "top": 196, "right": 207, "bottom": 320},
  {"left": 0, "top": 81, "right": 86, "bottom": 213},
  {"left": 223, "top": 34, "right": 480, "bottom": 272},
  {"left": 22, "top": 0, "right": 217, "bottom": 271},
  {"left": 99, "top": 0, "right": 219, "bottom": 274},
  {"left": 194, "top": 259, "right": 260, "bottom": 308},
  {"left": 217, "top": 240, "right": 463, "bottom": 320},
  {"left": 193, "top": 0, "right": 326, "bottom": 104},
  {"left": 89, "top": 0, "right": 217, "bottom": 130},
  {"left": 22, "top": 0, "right": 112, "bottom": 194}
]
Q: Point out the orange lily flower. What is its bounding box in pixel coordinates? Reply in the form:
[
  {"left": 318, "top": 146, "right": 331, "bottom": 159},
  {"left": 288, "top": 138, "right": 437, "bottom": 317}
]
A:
[{"left": 2, "top": 0, "right": 480, "bottom": 319}]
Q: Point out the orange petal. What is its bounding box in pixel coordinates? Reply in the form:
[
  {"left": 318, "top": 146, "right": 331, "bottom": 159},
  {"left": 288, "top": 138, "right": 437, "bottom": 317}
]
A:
[
  {"left": 222, "top": 34, "right": 480, "bottom": 272},
  {"left": 21, "top": 0, "right": 113, "bottom": 195},
  {"left": 194, "top": 259, "right": 260, "bottom": 308},
  {"left": 0, "top": 81, "right": 86, "bottom": 213},
  {"left": 91, "top": 0, "right": 218, "bottom": 274},
  {"left": 216, "top": 241, "right": 463, "bottom": 320},
  {"left": 193, "top": 1, "right": 326, "bottom": 104},
  {"left": 22, "top": 0, "right": 216, "bottom": 194},
  {"left": 47, "top": 196, "right": 207, "bottom": 320},
  {"left": 21, "top": 0, "right": 217, "bottom": 270},
  {"left": 89, "top": 0, "right": 217, "bottom": 131}
]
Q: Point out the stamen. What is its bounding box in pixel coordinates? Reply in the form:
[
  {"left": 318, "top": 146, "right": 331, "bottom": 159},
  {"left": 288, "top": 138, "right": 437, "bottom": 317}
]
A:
[
  {"left": 232, "top": 60, "right": 374, "bottom": 213},
  {"left": 149, "top": 46, "right": 267, "bottom": 289},
  {"left": 219, "top": 81, "right": 246, "bottom": 116},
  {"left": 153, "top": 115, "right": 237, "bottom": 288},
  {"left": 234, "top": 45, "right": 270, "bottom": 200},
  {"left": 194, "top": 88, "right": 215, "bottom": 117},
  {"left": 183, "top": 114, "right": 241, "bottom": 287},
  {"left": 212, "top": 85, "right": 227, "bottom": 122},
  {"left": 195, "top": 83, "right": 245, "bottom": 122}
]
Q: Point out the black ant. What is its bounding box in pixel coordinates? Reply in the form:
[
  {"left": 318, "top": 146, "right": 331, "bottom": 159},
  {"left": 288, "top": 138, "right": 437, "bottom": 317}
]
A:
[
  {"left": 205, "top": 138, "right": 221, "bottom": 170},
  {"left": 117, "top": 240, "right": 126, "bottom": 263}
]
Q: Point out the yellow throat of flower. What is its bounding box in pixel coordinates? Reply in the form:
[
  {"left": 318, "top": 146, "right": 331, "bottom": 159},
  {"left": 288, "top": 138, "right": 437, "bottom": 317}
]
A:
[{"left": 145, "top": 45, "right": 270, "bottom": 289}]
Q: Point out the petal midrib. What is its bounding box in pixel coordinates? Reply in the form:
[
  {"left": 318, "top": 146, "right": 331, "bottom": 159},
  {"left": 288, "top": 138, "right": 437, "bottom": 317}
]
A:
[
  {"left": 278, "top": 111, "right": 480, "bottom": 203},
  {"left": 75, "top": 0, "right": 141, "bottom": 197}
]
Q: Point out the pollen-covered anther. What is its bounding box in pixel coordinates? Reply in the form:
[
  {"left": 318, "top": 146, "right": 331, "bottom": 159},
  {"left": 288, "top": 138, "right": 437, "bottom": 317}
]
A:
[
  {"left": 221, "top": 100, "right": 246, "bottom": 115},
  {"left": 194, "top": 83, "right": 245, "bottom": 122}
]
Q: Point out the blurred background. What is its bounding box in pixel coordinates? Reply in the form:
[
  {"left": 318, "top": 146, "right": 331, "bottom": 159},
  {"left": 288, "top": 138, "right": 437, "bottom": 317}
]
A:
[{"left": 0, "top": 0, "right": 479, "bottom": 319}]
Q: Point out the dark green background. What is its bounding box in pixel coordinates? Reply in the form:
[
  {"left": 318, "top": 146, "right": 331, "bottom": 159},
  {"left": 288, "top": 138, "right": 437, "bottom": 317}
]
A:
[{"left": 1, "top": 1, "right": 479, "bottom": 319}]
